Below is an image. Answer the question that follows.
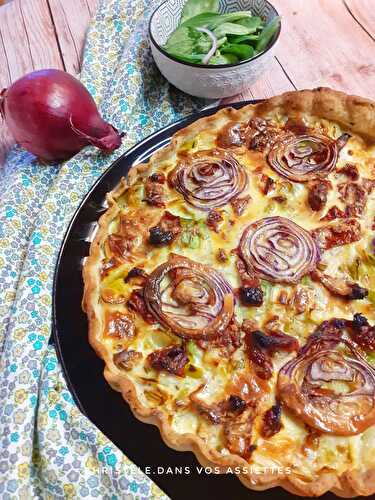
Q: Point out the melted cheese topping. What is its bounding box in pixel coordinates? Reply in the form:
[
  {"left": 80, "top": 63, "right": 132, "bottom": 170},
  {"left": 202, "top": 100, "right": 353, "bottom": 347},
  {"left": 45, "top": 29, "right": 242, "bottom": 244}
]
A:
[{"left": 89, "top": 110, "right": 375, "bottom": 482}]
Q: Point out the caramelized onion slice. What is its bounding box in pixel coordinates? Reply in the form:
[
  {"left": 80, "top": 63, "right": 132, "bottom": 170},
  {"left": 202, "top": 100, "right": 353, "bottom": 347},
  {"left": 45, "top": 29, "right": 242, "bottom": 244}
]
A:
[
  {"left": 268, "top": 134, "right": 344, "bottom": 182},
  {"left": 277, "top": 327, "right": 375, "bottom": 435},
  {"left": 239, "top": 216, "right": 319, "bottom": 284},
  {"left": 169, "top": 149, "right": 248, "bottom": 211},
  {"left": 143, "top": 254, "right": 234, "bottom": 340}
]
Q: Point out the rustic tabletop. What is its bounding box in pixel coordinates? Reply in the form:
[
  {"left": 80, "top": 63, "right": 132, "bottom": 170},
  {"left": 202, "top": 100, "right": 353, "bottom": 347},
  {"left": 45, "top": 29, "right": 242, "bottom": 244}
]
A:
[{"left": 1, "top": 0, "right": 375, "bottom": 165}]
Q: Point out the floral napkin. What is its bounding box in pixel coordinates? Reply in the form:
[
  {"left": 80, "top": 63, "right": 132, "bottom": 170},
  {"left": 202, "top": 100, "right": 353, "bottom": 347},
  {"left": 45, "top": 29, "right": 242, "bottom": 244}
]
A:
[{"left": 0, "top": 1, "right": 203, "bottom": 497}]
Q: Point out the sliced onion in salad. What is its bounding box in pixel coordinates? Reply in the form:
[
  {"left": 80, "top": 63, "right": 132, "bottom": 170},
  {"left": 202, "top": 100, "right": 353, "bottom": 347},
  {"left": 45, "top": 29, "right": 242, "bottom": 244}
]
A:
[{"left": 196, "top": 27, "right": 218, "bottom": 64}]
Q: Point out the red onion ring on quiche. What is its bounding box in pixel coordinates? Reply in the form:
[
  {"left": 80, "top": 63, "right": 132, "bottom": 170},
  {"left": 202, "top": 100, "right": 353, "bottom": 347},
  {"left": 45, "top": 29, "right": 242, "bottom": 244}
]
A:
[
  {"left": 143, "top": 254, "right": 234, "bottom": 340},
  {"left": 277, "top": 329, "right": 375, "bottom": 435},
  {"left": 169, "top": 149, "right": 248, "bottom": 211},
  {"left": 239, "top": 216, "right": 319, "bottom": 284},
  {"left": 267, "top": 134, "right": 345, "bottom": 182}
]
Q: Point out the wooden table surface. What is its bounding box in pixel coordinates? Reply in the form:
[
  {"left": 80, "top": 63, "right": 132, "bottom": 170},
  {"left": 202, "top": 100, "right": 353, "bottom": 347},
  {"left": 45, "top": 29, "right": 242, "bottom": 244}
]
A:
[{"left": 1, "top": 0, "right": 375, "bottom": 165}]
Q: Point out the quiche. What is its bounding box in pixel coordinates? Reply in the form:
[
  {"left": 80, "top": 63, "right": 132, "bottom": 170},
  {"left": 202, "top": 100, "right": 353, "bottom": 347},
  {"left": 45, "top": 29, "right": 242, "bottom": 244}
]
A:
[{"left": 83, "top": 88, "right": 375, "bottom": 497}]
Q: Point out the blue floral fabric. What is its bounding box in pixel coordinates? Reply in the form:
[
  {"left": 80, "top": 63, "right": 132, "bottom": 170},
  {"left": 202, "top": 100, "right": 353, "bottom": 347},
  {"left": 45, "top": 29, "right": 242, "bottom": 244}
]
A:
[{"left": 0, "top": 1, "right": 202, "bottom": 497}]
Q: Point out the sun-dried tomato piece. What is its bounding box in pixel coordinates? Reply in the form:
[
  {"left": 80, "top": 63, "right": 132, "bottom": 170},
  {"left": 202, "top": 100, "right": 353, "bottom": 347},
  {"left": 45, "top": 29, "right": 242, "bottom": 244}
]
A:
[
  {"left": 149, "top": 172, "right": 165, "bottom": 184},
  {"left": 320, "top": 205, "right": 345, "bottom": 222},
  {"left": 261, "top": 403, "right": 282, "bottom": 438},
  {"left": 259, "top": 174, "right": 275, "bottom": 195},
  {"left": 217, "top": 248, "right": 228, "bottom": 263},
  {"left": 197, "top": 318, "right": 241, "bottom": 357},
  {"left": 239, "top": 286, "right": 264, "bottom": 306},
  {"left": 144, "top": 176, "right": 165, "bottom": 207},
  {"left": 216, "top": 121, "right": 243, "bottom": 148},
  {"left": 231, "top": 195, "right": 251, "bottom": 216},
  {"left": 106, "top": 214, "right": 148, "bottom": 261},
  {"left": 243, "top": 324, "right": 299, "bottom": 380},
  {"left": 338, "top": 182, "right": 367, "bottom": 217},
  {"left": 127, "top": 288, "right": 156, "bottom": 324},
  {"left": 292, "top": 287, "right": 310, "bottom": 314},
  {"left": 124, "top": 267, "right": 148, "bottom": 286},
  {"left": 158, "top": 211, "right": 181, "bottom": 236},
  {"left": 246, "top": 118, "right": 285, "bottom": 152},
  {"left": 190, "top": 384, "right": 248, "bottom": 425},
  {"left": 338, "top": 163, "right": 359, "bottom": 180},
  {"left": 148, "top": 211, "right": 181, "bottom": 246},
  {"left": 350, "top": 313, "right": 375, "bottom": 351},
  {"left": 308, "top": 180, "right": 331, "bottom": 211},
  {"left": 147, "top": 344, "right": 188, "bottom": 377},
  {"left": 207, "top": 209, "right": 223, "bottom": 232},
  {"left": 311, "top": 219, "right": 361, "bottom": 250}
]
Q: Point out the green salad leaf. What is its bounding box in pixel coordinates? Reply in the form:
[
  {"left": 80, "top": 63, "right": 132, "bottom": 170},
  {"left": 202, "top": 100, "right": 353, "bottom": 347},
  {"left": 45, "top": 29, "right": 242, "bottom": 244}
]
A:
[
  {"left": 228, "top": 34, "right": 259, "bottom": 44},
  {"left": 255, "top": 16, "right": 281, "bottom": 53},
  {"left": 180, "top": 0, "right": 219, "bottom": 24},
  {"left": 213, "top": 22, "right": 256, "bottom": 39},
  {"left": 163, "top": 1, "right": 281, "bottom": 66},
  {"left": 210, "top": 53, "right": 238, "bottom": 65},
  {"left": 164, "top": 26, "right": 211, "bottom": 53},
  {"left": 164, "top": 26, "right": 212, "bottom": 63},
  {"left": 179, "top": 12, "right": 221, "bottom": 28},
  {"left": 235, "top": 16, "right": 263, "bottom": 32},
  {"left": 179, "top": 11, "right": 253, "bottom": 30},
  {"left": 220, "top": 42, "right": 254, "bottom": 60}
]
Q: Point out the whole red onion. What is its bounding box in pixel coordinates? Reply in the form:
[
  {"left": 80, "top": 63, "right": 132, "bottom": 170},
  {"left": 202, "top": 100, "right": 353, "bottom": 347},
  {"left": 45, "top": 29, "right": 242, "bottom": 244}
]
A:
[{"left": 0, "top": 69, "right": 122, "bottom": 162}]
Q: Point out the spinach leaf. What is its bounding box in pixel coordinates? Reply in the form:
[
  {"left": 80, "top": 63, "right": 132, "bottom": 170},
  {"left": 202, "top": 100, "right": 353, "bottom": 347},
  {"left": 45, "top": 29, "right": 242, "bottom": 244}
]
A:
[
  {"left": 220, "top": 42, "right": 254, "bottom": 60},
  {"left": 164, "top": 26, "right": 211, "bottom": 57},
  {"left": 180, "top": 12, "right": 222, "bottom": 28},
  {"left": 180, "top": 0, "right": 219, "bottom": 24},
  {"left": 235, "top": 16, "right": 263, "bottom": 32},
  {"left": 255, "top": 16, "right": 281, "bottom": 53},
  {"left": 180, "top": 11, "right": 252, "bottom": 29},
  {"left": 217, "top": 36, "right": 227, "bottom": 48},
  {"left": 167, "top": 52, "right": 206, "bottom": 63},
  {"left": 210, "top": 52, "right": 238, "bottom": 64},
  {"left": 228, "top": 34, "right": 259, "bottom": 44},
  {"left": 164, "top": 11, "right": 253, "bottom": 59},
  {"left": 213, "top": 22, "right": 255, "bottom": 39}
]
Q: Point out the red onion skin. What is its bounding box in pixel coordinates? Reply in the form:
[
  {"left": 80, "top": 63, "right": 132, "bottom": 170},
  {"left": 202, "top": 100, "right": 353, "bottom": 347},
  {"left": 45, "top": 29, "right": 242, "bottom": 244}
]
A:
[{"left": 0, "top": 69, "right": 122, "bottom": 162}]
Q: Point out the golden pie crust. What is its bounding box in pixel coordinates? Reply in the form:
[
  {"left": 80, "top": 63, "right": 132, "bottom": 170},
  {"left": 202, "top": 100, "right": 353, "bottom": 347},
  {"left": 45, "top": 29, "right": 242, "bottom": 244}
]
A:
[{"left": 83, "top": 88, "right": 375, "bottom": 497}]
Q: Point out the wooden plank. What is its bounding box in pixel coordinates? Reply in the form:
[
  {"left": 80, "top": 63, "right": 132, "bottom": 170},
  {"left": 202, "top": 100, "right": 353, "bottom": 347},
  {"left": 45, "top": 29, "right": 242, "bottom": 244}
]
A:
[
  {"left": 344, "top": 0, "right": 375, "bottom": 39},
  {"left": 85, "top": 0, "right": 97, "bottom": 18},
  {"left": 0, "top": 0, "right": 63, "bottom": 162},
  {"left": 0, "top": 30, "right": 12, "bottom": 167},
  {"left": 48, "top": 0, "right": 97, "bottom": 75},
  {"left": 231, "top": 57, "right": 295, "bottom": 103},
  {"left": 0, "top": 11, "right": 12, "bottom": 167},
  {"left": 0, "top": 24, "right": 10, "bottom": 91},
  {"left": 271, "top": 0, "right": 375, "bottom": 99},
  {"left": 0, "top": 1, "right": 37, "bottom": 86}
]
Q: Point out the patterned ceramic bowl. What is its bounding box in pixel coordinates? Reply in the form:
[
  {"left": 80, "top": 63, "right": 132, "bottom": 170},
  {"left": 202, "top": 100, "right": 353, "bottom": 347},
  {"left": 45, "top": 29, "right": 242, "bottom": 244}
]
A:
[{"left": 149, "top": 0, "right": 281, "bottom": 99}]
